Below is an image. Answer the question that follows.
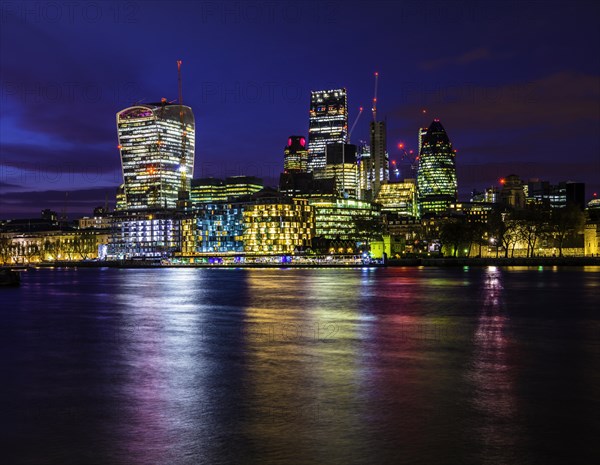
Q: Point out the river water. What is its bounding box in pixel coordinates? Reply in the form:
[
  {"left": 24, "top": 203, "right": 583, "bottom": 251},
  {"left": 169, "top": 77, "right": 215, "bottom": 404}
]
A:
[{"left": 2, "top": 266, "right": 599, "bottom": 465}]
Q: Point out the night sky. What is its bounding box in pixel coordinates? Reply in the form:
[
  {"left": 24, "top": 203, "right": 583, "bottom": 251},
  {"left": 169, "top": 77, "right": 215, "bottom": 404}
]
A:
[{"left": 1, "top": 0, "right": 599, "bottom": 218}]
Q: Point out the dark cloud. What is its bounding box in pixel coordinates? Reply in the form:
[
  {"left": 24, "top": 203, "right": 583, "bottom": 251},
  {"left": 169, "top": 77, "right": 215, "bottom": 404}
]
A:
[
  {"left": 0, "top": 187, "right": 117, "bottom": 219},
  {"left": 419, "top": 47, "right": 492, "bottom": 70}
]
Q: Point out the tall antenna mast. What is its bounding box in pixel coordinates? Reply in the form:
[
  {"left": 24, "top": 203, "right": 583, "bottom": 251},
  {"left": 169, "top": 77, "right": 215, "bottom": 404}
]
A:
[
  {"left": 372, "top": 71, "right": 379, "bottom": 122},
  {"left": 177, "top": 59, "right": 189, "bottom": 207}
]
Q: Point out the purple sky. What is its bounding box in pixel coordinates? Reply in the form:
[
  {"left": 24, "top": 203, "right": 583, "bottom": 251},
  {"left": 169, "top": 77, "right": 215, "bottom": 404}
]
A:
[{"left": 1, "top": 0, "right": 599, "bottom": 218}]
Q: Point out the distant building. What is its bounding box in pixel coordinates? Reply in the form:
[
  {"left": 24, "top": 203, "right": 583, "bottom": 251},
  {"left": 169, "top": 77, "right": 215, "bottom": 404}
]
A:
[
  {"left": 41, "top": 209, "right": 58, "bottom": 222},
  {"left": 416, "top": 120, "right": 458, "bottom": 216},
  {"left": 279, "top": 172, "right": 337, "bottom": 198},
  {"left": 284, "top": 136, "right": 309, "bottom": 173},
  {"left": 369, "top": 120, "right": 389, "bottom": 197},
  {"left": 243, "top": 197, "right": 314, "bottom": 254},
  {"left": 309, "top": 197, "right": 380, "bottom": 241},
  {"left": 314, "top": 144, "right": 359, "bottom": 199},
  {"left": 116, "top": 101, "right": 195, "bottom": 210},
  {"left": 308, "top": 89, "right": 348, "bottom": 171},
  {"left": 471, "top": 187, "right": 500, "bottom": 204},
  {"left": 527, "top": 179, "right": 585, "bottom": 209},
  {"left": 375, "top": 179, "right": 418, "bottom": 217},
  {"left": 190, "top": 176, "right": 264, "bottom": 206},
  {"left": 500, "top": 175, "right": 526, "bottom": 209}
]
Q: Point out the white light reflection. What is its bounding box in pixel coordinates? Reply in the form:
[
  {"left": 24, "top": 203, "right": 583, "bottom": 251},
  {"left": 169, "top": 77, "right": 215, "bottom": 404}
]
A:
[{"left": 469, "top": 266, "right": 520, "bottom": 462}]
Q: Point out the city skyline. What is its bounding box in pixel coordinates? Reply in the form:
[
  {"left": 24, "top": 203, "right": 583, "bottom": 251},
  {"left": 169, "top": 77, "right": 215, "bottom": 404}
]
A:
[{"left": 1, "top": 0, "right": 599, "bottom": 218}]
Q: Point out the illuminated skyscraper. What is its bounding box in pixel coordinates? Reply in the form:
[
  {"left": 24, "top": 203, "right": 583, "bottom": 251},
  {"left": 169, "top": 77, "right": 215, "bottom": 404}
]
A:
[
  {"left": 117, "top": 101, "right": 195, "bottom": 210},
  {"left": 416, "top": 120, "right": 457, "bottom": 216},
  {"left": 284, "top": 136, "right": 309, "bottom": 173},
  {"left": 314, "top": 144, "right": 359, "bottom": 199},
  {"left": 308, "top": 89, "right": 348, "bottom": 171}
]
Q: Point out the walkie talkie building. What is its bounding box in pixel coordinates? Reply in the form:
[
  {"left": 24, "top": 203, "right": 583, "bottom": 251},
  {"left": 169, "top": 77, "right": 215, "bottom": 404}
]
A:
[{"left": 117, "top": 102, "right": 195, "bottom": 210}]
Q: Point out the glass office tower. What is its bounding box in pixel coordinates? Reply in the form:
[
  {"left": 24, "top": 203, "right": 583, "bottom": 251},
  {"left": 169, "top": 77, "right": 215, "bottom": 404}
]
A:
[
  {"left": 416, "top": 120, "right": 457, "bottom": 216},
  {"left": 117, "top": 102, "right": 195, "bottom": 210},
  {"left": 308, "top": 89, "right": 348, "bottom": 171}
]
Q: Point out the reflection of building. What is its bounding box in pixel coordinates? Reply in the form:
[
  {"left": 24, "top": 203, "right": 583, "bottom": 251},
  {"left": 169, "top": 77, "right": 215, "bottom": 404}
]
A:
[
  {"left": 374, "top": 179, "right": 417, "bottom": 217},
  {"left": 416, "top": 120, "right": 457, "bottom": 216},
  {"left": 190, "top": 176, "right": 264, "bottom": 206},
  {"left": 308, "top": 89, "right": 348, "bottom": 171},
  {"left": 243, "top": 197, "right": 314, "bottom": 253},
  {"left": 284, "top": 136, "right": 309, "bottom": 173},
  {"left": 117, "top": 102, "right": 195, "bottom": 210}
]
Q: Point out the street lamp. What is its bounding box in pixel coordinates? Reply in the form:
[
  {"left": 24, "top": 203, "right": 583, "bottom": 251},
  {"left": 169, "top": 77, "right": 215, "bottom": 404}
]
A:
[{"left": 490, "top": 237, "right": 499, "bottom": 258}]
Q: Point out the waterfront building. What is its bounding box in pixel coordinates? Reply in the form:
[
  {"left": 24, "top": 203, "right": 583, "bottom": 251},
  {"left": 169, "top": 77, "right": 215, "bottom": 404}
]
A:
[
  {"left": 107, "top": 210, "right": 182, "bottom": 259},
  {"left": 308, "top": 89, "right": 348, "bottom": 171},
  {"left": 0, "top": 227, "right": 109, "bottom": 263},
  {"left": 374, "top": 179, "right": 418, "bottom": 217},
  {"left": 284, "top": 136, "right": 309, "bottom": 173},
  {"left": 416, "top": 120, "right": 458, "bottom": 216},
  {"left": 242, "top": 197, "right": 314, "bottom": 254},
  {"left": 309, "top": 197, "right": 380, "bottom": 241},
  {"left": 181, "top": 203, "right": 245, "bottom": 255},
  {"left": 116, "top": 101, "right": 195, "bottom": 210}
]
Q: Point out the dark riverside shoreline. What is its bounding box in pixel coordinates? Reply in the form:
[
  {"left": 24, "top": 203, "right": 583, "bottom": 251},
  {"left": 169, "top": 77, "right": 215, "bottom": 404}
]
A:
[{"left": 27, "top": 256, "right": 600, "bottom": 268}]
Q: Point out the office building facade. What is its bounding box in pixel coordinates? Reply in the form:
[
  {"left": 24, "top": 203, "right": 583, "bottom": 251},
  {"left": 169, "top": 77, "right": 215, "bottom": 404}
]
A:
[
  {"left": 416, "top": 120, "right": 458, "bottom": 216},
  {"left": 117, "top": 102, "right": 195, "bottom": 210},
  {"left": 308, "top": 89, "right": 348, "bottom": 171}
]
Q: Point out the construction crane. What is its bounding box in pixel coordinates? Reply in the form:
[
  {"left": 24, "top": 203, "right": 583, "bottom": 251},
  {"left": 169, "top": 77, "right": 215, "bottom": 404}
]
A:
[
  {"left": 397, "top": 142, "right": 419, "bottom": 171},
  {"left": 348, "top": 106, "right": 363, "bottom": 143},
  {"left": 177, "top": 60, "right": 190, "bottom": 208},
  {"left": 371, "top": 71, "right": 379, "bottom": 122}
]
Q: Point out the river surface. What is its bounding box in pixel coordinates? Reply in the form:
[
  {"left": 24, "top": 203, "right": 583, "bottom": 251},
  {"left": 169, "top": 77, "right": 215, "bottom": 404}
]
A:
[{"left": 1, "top": 266, "right": 599, "bottom": 465}]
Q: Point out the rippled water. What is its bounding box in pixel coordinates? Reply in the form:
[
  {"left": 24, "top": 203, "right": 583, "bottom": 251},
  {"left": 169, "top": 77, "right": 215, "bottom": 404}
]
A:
[{"left": 1, "top": 266, "right": 599, "bottom": 465}]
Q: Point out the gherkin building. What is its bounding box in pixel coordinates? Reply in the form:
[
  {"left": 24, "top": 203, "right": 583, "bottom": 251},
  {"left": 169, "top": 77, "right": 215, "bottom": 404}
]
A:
[{"left": 416, "top": 120, "right": 457, "bottom": 216}]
